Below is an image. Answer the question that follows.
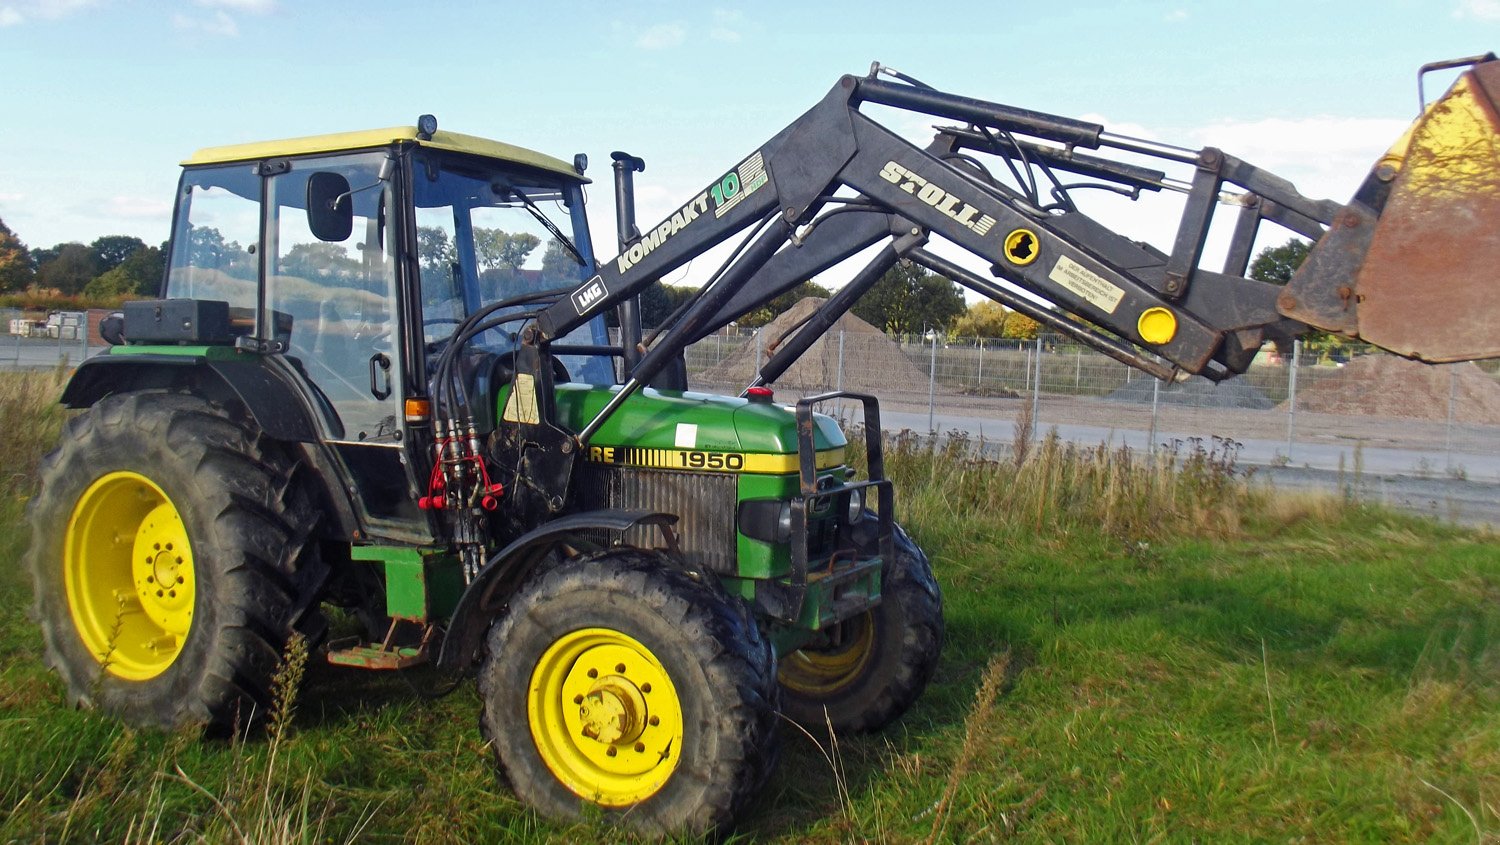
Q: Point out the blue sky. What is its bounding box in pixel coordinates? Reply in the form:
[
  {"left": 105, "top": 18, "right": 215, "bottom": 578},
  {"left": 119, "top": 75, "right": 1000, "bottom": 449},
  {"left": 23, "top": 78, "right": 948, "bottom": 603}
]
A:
[{"left": 1, "top": 0, "right": 1496, "bottom": 290}]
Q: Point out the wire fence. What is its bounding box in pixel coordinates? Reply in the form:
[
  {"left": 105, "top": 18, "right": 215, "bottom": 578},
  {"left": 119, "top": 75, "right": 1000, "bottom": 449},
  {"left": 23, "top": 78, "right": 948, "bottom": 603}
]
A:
[
  {"left": 684, "top": 325, "right": 1500, "bottom": 480},
  {"left": 8, "top": 309, "right": 1498, "bottom": 479}
]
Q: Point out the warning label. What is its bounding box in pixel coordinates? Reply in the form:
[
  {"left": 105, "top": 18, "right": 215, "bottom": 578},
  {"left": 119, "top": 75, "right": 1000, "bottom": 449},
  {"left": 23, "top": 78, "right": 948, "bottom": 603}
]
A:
[
  {"left": 502, "top": 373, "right": 540, "bottom": 425},
  {"left": 1049, "top": 256, "right": 1125, "bottom": 314}
]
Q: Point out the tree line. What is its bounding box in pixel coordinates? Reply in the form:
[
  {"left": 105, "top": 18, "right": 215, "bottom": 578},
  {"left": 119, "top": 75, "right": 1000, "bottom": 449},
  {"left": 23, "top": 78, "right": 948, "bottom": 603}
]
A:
[{"left": 0, "top": 217, "right": 166, "bottom": 300}]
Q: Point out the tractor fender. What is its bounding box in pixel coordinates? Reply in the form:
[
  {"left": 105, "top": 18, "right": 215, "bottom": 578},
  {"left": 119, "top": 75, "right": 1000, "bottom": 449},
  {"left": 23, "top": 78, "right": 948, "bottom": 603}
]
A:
[
  {"left": 60, "top": 353, "right": 362, "bottom": 540},
  {"left": 62, "top": 353, "right": 322, "bottom": 442},
  {"left": 437, "top": 509, "right": 680, "bottom": 672}
]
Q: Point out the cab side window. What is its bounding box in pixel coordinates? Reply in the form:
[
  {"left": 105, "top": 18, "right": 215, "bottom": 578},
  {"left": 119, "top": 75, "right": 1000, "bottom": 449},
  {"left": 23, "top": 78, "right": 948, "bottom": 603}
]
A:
[
  {"left": 164, "top": 165, "right": 260, "bottom": 309},
  {"left": 264, "top": 154, "right": 400, "bottom": 442}
]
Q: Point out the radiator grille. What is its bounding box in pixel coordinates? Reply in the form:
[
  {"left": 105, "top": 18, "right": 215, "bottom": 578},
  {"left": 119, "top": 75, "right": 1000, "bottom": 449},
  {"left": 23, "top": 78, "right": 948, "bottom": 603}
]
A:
[{"left": 575, "top": 466, "right": 739, "bottom": 573}]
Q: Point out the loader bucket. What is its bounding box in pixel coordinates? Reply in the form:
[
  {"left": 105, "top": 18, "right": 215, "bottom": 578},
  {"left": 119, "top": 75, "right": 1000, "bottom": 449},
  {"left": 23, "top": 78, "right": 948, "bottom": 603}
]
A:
[{"left": 1280, "top": 59, "right": 1500, "bottom": 363}]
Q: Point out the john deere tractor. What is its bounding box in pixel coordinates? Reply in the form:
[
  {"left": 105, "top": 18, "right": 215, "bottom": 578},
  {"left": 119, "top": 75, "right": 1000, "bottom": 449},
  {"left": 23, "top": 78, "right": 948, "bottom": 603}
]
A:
[{"left": 32, "top": 56, "right": 1500, "bottom": 835}]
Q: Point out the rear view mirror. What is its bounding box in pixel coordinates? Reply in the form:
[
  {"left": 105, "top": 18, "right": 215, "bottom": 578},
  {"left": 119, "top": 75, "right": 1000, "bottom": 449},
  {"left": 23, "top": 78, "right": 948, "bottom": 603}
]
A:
[{"left": 306, "top": 171, "right": 353, "bottom": 242}]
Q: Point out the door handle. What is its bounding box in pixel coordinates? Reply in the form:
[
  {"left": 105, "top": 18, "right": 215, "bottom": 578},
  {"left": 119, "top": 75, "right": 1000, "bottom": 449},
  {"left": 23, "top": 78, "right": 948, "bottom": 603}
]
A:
[{"left": 368, "top": 352, "right": 392, "bottom": 400}]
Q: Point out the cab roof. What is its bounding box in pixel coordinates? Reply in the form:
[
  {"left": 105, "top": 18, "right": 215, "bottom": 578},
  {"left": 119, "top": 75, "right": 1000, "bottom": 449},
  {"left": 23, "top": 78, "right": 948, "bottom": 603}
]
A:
[{"left": 182, "top": 126, "right": 586, "bottom": 182}]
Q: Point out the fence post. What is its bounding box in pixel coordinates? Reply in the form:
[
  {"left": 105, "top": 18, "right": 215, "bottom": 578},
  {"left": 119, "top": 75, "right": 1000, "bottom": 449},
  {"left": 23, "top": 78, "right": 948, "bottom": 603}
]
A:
[
  {"left": 1149, "top": 376, "right": 1160, "bottom": 454},
  {"left": 1446, "top": 366, "right": 1457, "bottom": 471},
  {"left": 1074, "top": 348, "right": 1081, "bottom": 390},
  {"left": 836, "top": 329, "right": 845, "bottom": 393},
  {"left": 1285, "top": 339, "right": 1301, "bottom": 461},
  {"left": 976, "top": 339, "right": 985, "bottom": 390},
  {"left": 1031, "top": 336, "right": 1042, "bottom": 442},
  {"left": 927, "top": 331, "right": 937, "bottom": 434},
  {"left": 754, "top": 330, "right": 763, "bottom": 373}
]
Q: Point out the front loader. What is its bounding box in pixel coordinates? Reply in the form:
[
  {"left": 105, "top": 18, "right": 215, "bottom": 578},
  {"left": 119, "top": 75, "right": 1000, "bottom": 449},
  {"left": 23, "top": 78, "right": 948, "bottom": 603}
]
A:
[{"left": 26, "top": 55, "right": 1500, "bottom": 837}]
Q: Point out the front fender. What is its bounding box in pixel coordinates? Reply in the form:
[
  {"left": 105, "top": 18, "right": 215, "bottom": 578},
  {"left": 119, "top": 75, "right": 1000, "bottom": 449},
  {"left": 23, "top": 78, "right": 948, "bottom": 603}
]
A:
[{"left": 436, "top": 509, "right": 679, "bottom": 672}]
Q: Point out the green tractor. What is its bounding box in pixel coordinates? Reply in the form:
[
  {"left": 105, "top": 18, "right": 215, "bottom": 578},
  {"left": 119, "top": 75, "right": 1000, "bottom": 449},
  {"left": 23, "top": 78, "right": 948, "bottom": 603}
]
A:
[
  {"left": 37, "top": 50, "right": 1471, "bottom": 833},
  {"left": 29, "top": 119, "right": 942, "bottom": 835}
]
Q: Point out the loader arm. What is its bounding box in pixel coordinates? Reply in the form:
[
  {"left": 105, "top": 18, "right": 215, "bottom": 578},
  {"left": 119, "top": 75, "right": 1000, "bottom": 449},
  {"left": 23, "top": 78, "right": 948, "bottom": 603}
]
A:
[{"left": 530, "top": 56, "right": 1500, "bottom": 444}]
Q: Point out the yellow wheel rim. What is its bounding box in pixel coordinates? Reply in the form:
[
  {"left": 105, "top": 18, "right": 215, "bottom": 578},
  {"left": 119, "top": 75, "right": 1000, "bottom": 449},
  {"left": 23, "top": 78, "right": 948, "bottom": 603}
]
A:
[
  {"left": 778, "top": 612, "right": 876, "bottom": 696},
  {"left": 63, "top": 471, "right": 195, "bottom": 681},
  {"left": 528, "top": 627, "right": 684, "bottom": 806}
]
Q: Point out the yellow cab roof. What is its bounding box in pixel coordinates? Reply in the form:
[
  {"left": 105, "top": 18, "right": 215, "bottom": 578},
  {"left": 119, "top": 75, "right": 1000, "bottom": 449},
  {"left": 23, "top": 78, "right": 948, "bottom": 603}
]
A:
[{"left": 182, "top": 126, "right": 586, "bottom": 181}]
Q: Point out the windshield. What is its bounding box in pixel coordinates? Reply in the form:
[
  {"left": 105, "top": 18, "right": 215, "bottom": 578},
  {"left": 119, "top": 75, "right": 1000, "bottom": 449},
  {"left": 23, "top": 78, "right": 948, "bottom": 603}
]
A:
[{"left": 412, "top": 151, "right": 613, "bottom": 384}]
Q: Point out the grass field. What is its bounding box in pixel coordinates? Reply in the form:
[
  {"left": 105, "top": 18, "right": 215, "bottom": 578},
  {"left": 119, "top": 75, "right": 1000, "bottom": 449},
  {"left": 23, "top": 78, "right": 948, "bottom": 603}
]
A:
[{"left": 2, "top": 376, "right": 1500, "bottom": 842}]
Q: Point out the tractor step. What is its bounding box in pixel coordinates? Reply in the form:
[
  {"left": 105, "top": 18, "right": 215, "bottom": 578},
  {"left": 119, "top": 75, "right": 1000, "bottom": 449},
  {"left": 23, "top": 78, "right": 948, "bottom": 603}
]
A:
[{"left": 325, "top": 636, "right": 429, "bottom": 670}]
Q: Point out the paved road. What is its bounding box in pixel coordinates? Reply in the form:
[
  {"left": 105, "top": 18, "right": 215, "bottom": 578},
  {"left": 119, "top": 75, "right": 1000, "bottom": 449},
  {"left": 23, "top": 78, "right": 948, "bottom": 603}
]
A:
[{"left": 871, "top": 407, "right": 1500, "bottom": 527}]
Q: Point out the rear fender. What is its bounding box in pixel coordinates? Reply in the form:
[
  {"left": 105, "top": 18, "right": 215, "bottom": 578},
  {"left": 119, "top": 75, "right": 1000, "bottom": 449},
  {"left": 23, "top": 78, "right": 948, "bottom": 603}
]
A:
[{"left": 60, "top": 354, "right": 360, "bottom": 539}]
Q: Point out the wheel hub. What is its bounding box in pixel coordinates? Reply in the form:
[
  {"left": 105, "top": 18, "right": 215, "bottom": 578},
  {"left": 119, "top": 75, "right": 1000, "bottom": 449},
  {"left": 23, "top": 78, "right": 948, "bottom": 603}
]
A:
[
  {"left": 528, "top": 628, "right": 684, "bottom": 805},
  {"left": 64, "top": 472, "right": 195, "bottom": 680},
  {"left": 579, "top": 678, "right": 649, "bottom": 745}
]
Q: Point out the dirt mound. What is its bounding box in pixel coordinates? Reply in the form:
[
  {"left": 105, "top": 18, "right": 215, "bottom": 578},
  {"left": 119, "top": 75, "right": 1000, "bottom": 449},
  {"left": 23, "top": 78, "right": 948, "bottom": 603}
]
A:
[
  {"left": 1107, "top": 375, "right": 1273, "bottom": 410},
  {"left": 1280, "top": 354, "right": 1500, "bottom": 423},
  {"left": 699, "top": 298, "right": 929, "bottom": 393}
]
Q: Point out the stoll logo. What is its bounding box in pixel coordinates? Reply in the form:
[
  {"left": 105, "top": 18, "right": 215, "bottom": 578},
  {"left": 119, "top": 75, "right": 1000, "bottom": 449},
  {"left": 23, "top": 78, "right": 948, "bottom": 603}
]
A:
[
  {"left": 571, "top": 276, "right": 608, "bottom": 315},
  {"left": 878, "top": 160, "right": 997, "bottom": 236}
]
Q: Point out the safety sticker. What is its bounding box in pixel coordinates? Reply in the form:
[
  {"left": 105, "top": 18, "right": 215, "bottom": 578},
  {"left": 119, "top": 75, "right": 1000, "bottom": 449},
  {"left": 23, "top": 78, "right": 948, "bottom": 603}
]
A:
[
  {"left": 502, "top": 373, "right": 540, "bottom": 425},
  {"left": 674, "top": 423, "right": 698, "bottom": 449},
  {"left": 1049, "top": 255, "right": 1124, "bottom": 314}
]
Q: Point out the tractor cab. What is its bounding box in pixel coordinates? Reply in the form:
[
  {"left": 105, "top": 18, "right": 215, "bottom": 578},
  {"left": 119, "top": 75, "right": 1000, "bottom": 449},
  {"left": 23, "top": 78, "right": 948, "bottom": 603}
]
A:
[{"left": 122, "top": 123, "right": 617, "bottom": 539}]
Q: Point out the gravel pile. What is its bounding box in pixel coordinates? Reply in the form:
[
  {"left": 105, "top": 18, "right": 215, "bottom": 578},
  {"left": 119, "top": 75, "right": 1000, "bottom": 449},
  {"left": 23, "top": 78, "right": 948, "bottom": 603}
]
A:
[
  {"left": 1280, "top": 354, "right": 1500, "bottom": 423},
  {"left": 699, "top": 298, "right": 930, "bottom": 393}
]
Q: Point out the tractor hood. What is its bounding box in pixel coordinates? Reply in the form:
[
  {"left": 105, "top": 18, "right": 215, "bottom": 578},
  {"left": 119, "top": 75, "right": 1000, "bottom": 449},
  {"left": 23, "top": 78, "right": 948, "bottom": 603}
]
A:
[{"left": 550, "top": 384, "right": 846, "bottom": 474}]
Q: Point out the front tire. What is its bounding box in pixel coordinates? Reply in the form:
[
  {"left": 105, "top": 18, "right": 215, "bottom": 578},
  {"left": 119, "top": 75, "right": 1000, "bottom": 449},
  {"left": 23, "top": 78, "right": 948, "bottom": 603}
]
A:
[
  {"left": 778, "top": 520, "right": 944, "bottom": 733},
  {"left": 478, "top": 550, "right": 778, "bottom": 837},
  {"left": 27, "top": 392, "right": 323, "bottom": 730}
]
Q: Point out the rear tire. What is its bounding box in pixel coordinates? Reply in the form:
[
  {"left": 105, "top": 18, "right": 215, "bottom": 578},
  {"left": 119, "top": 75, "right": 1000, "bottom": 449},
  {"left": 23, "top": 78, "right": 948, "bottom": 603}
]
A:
[
  {"left": 778, "top": 520, "right": 944, "bottom": 733},
  {"left": 27, "top": 392, "right": 323, "bottom": 730},
  {"left": 478, "top": 550, "right": 778, "bottom": 838}
]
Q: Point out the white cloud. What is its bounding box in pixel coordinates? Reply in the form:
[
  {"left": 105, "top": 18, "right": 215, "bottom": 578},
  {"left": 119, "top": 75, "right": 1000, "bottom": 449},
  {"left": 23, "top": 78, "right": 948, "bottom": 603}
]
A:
[
  {"left": 1163, "top": 8, "right": 1188, "bottom": 22},
  {"left": 1184, "top": 115, "right": 1409, "bottom": 198},
  {"left": 195, "top": 0, "right": 274, "bottom": 11},
  {"left": 635, "top": 22, "right": 686, "bottom": 50},
  {"left": 173, "top": 9, "right": 237, "bottom": 36},
  {"left": 710, "top": 8, "right": 745, "bottom": 42},
  {"left": 104, "top": 195, "right": 173, "bottom": 220},
  {"left": 1454, "top": 0, "right": 1500, "bottom": 19},
  {"left": 0, "top": 0, "right": 95, "bottom": 25},
  {"left": 0, "top": 192, "right": 23, "bottom": 204}
]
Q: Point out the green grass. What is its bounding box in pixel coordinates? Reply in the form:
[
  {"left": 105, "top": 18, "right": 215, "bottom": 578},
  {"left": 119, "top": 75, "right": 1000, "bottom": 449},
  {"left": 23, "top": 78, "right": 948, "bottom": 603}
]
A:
[{"left": 2, "top": 376, "right": 1500, "bottom": 842}]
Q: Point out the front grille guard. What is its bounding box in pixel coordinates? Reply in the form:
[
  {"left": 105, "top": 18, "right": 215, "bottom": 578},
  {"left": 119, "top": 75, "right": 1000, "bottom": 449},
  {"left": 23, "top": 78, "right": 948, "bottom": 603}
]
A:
[{"left": 759, "top": 391, "right": 893, "bottom": 624}]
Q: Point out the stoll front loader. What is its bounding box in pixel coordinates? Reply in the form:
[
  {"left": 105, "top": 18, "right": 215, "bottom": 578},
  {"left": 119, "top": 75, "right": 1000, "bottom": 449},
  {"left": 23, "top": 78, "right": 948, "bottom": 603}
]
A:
[{"left": 28, "top": 55, "right": 1500, "bottom": 835}]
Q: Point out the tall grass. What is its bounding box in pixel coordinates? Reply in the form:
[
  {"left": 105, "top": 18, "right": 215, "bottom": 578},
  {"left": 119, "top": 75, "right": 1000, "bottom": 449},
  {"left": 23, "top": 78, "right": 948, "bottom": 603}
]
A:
[
  {"left": 6, "top": 375, "right": 1497, "bottom": 842},
  {"left": 850, "top": 425, "right": 1281, "bottom": 548}
]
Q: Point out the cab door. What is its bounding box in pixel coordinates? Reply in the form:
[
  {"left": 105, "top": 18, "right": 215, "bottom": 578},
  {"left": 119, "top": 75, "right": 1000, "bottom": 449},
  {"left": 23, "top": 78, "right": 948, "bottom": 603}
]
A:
[{"left": 263, "top": 153, "right": 428, "bottom": 538}]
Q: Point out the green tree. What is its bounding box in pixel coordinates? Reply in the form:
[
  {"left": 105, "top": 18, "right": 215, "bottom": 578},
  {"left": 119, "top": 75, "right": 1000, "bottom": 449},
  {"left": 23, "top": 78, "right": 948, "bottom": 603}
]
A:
[
  {"left": 540, "top": 237, "right": 582, "bottom": 281},
  {"left": 639, "top": 283, "right": 697, "bottom": 329},
  {"left": 1248, "top": 238, "right": 1310, "bottom": 285},
  {"left": 736, "top": 280, "right": 832, "bottom": 328},
  {"left": 417, "top": 226, "right": 456, "bottom": 276},
  {"left": 35, "top": 242, "right": 99, "bottom": 295},
  {"left": 281, "top": 242, "right": 360, "bottom": 280},
  {"left": 90, "top": 235, "right": 147, "bottom": 272},
  {"left": 851, "top": 261, "right": 965, "bottom": 337},
  {"left": 0, "top": 217, "right": 33, "bottom": 292},
  {"left": 474, "top": 228, "right": 540, "bottom": 271},
  {"left": 83, "top": 244, "right": 165, "bottom": 299}
]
